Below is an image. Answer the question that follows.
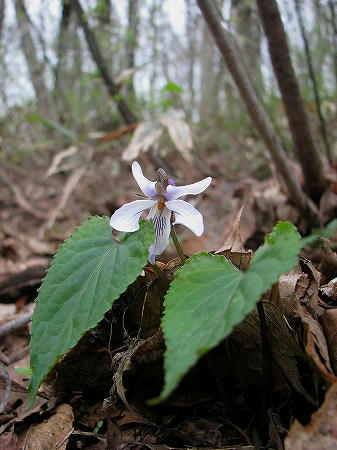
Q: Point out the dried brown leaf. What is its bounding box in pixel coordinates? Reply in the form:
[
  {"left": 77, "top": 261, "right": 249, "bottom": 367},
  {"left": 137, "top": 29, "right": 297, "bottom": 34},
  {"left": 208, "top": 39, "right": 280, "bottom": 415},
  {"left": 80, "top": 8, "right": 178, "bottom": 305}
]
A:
[
  {"left": 300, "top": 308, "right": 337, "bottom": 384},
  {"left": 320, "top": 309, "right": 337, "bottom": 375},
  {"left": 285, "top": 382, "right": 337, "bottom": 450},
  {"left": 320, "top": 277, "right": 337, "bottom": 304},
  {"left": 216, "top": 205, "right": 246, "bottom": 253},
  {"left": 22, "top": 404, "right": 74, "bottom": 450},
  {"left": 122, "top": 122, "right": 163, "bottom": 161}
]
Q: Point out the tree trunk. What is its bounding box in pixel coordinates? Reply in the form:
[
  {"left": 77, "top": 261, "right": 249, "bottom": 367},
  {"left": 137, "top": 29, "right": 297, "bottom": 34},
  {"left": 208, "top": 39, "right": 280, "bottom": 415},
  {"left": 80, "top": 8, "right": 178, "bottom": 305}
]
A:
[
  {"left": 185, "top": 0, "right": 198, "bottom": 120},
  {"left": 199, "top": 20, "right": 217, "bottom": 124},
  {"left": 196, "top": 0, "right": 312, "bottom": 218},
  {"left": 232, "top": 0, "right": 262, "bottom": 92},
  {"left": 256, "top": 0, "right": 327, "bottom": 202},
  {"left": 0, "top": 0, "right": 4, "bottom": 44},
  {"left": 14, "top": 0, "right": 57, "bottom": 121},
  {"left": 328, "top": 0, "right": 337, "bottom": 95},
  {"left": 54, "top": 0, "right": 72, "bottom": 97},
  {"left": 294, "top": 0, "right": 332, "bottom": 164},
  {"left": 125, "top": 0, "right": 139, "bottom": 97},
  {"left": 72, "top": 0, "right": 137, "bottom": 125}
]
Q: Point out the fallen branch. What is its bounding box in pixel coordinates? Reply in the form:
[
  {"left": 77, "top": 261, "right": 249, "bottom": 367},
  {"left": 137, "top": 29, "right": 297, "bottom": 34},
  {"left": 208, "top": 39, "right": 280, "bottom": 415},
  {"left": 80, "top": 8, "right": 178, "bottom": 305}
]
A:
[
  {"left": 39, "top": 165, "right": 86, "bottom": 236},
  {"left": 0, "top": 363, "right": 11, "bottom": 413},
  {"left": 0, "top": 170, "right": 47, "bottom": 220},
  {"left": 0, "top": 311, "right": 33, "bottom": 339}
]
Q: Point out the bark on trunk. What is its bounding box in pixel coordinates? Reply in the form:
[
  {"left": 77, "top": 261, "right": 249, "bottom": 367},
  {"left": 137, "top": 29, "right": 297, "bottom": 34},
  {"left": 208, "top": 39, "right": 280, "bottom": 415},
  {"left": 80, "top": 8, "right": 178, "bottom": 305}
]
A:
[
  {"left": 294, "top": 0, "right": 332, "bottom": 164},
  {"left": 256, "top": 0, "right": 327, "bottom": 202},
  {"left": 14, "top": 0, "right": 57, "bottom": 121},
  {"left": 54, "top": 0, "right": 72, "bottom": 98},
  {"left": 0, "top": 0, "right": 5, "bottom": 44},
  {"left": 125, "top": 0, "right": 139, "bottom": 97},
  {"left": 196, "top": 0, "right": 312, "bottom": 218},
  {"left": 199, "top": 20, "right": 217, "bottom": 123},
  {"left": 72, "top": 0, "right": 137, "bottom": 125}
]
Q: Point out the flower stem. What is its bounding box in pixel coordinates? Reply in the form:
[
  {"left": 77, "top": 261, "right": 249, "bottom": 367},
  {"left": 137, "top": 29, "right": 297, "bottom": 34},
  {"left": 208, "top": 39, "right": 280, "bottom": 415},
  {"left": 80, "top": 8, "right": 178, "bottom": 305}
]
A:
[
  {"left": 170, "top": 225, "right": 186, "bottom": 264},
  {"left": 149, "top": 262, "right": 167, "bottom": 284}
]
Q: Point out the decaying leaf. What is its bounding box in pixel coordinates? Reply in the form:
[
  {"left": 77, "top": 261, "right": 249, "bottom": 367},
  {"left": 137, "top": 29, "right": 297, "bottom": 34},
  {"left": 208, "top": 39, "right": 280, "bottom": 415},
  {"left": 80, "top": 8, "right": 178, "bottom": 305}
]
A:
[
  {"left": 216, "top": 205, "right": 253, "bottom": 271},
  {"left": 300, "top": 308, "right": 337, "bottom": 384},
  {"left": 122, "top": 111, "right": 193, "bottom": 162},
  {"left": 0, "top": 426, "right": 18, "bottom": 448},
  {"left": 21, "top": 404, "right": 74, "bottom": 450},
  {"left": 285, "top": 382, "right": 337, "bottom": 449},
  {"left": 159, "top": 113, "right": 193, "bottom": 162},
  {"left": 320, "top": 309, "right": 337, "bottom": 375},
  {"left": 216, "top": 205, "right": 245, "bottom": 253},
  {"left": 320, "top": 277, "right": 337, "bottom": 304},
  {"left": 110, "top": 338, "right": 144, "bottom": 412},
  {"left": 122, "top": 121, "right": 163, "bottom": 161}
]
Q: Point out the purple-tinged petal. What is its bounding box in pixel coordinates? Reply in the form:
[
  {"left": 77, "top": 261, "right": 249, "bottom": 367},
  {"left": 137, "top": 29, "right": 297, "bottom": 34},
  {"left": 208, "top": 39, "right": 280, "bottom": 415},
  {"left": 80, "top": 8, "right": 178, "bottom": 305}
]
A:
[
  {"left": 165, "top": 176, "right": 212, "bottom": 201},
  {"left": 166, "top": 199, "right": 204, "bottom": 236},
  {"left": 110, "top": 199, "right": 155, "bottom": 232},
  {"left": 132, "top": 161, "right": 157, "bottom": 198},
  {"left": 147, "top": 205, "right": 171, "bottom": 263}
]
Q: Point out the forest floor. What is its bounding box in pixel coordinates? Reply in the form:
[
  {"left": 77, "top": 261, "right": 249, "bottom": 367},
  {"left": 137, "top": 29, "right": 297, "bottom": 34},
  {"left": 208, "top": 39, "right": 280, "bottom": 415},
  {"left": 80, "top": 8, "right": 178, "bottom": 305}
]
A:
[{"left": 0, "top": 141, "right": 337, "bottom": 449}]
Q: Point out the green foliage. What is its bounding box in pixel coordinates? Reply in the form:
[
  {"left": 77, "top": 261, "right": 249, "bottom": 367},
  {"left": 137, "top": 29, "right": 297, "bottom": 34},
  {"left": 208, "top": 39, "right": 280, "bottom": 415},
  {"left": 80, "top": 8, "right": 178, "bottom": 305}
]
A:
[
  {"left": 161, "top": 82, "right": 184, "bottom": 94},
  {"left": 154, "top": 221, "right": 301, "bottom": 403},
  {"left": 302, "top": 219, "right": 337, "bottom": 246},
  {"left": 28, "top": 217, "right": 154, "bottom": 407},
  {"left": 14, "top": 367, "right": 32, "bottom": 375},
  {"left": 25, "top": 113, "right": 77, "bottom": 141}
]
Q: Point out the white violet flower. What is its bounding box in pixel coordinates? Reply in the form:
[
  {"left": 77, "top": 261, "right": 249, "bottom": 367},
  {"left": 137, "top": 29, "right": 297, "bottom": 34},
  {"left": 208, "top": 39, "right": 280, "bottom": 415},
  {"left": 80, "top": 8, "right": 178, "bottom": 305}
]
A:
[{"left": 110, "top": 161, "right": 212, "bottom": 263}]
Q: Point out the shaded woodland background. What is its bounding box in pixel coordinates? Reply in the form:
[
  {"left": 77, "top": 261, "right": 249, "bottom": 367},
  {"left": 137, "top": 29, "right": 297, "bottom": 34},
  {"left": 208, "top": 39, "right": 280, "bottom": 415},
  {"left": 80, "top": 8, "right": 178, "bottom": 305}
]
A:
[{"left": 0, "top": 0, "right": 337, "bottom": 449}]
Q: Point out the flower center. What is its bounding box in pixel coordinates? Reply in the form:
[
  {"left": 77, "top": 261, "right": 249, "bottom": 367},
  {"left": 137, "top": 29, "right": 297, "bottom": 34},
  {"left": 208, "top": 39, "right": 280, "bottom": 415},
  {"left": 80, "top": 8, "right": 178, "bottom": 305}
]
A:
[{"left": 157, "top": 194, "right": 165, "bottom": 211}]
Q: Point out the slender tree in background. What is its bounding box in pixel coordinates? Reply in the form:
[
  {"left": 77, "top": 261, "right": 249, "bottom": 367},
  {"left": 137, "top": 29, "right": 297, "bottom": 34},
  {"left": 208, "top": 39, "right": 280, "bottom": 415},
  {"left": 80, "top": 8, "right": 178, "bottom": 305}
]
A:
[
  {"left": 14, "top": 0, "right": 57, "bottom": 121},
  {"left": 196, "top": 0, "right": 312, "bottom": 218},
  {"left": 125, "top": 0, "right": 139, "bottom": 98},
  {"left": 232, "top": 0, "right": 262, "bottom": 92},
  {"left": 256, "top": 0, "right": 327, "bottom": 202},
  {"left": 185, "top": 0, "right": 198, "bottom": 120},
  {"left": 54, "top": 0, "right": 72, "bottom": 113},
  {"left": 149, "top": 0, "right": 159, "bottom": 105},
  {"left": 327, "top": 0, "right": 337, "bottom": 93},
  {"left": 199, "top": 20, "right": 217, "bottom": 124},
  {"left": 0, "top": 0, "right": 4, "bottom": 44},
  {"left": 72, "top": 0, "right": 137, "bottom": 125},
  {"left": 294, "top": 0, "right": 332, "bottom": 164}
]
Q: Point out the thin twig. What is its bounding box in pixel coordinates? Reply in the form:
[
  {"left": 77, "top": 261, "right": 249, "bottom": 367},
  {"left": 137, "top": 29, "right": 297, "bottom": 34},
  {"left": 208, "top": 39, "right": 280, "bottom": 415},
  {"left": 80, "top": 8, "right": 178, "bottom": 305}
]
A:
[
  {"left": 0, "top": 350, "right": 10, "bottom": 365},
  {"left": 39, "top": 165, "right": 86, "bottom": 236},
  {"left": 0, "top": 169, "right": 47, "bottom": 219},
  {"left": 55, "top": 427, "right": 74, "bottom": 450},
  {"left": 8, "top": 345, "right": 30, "bottom": 364},
  {"left": 0, "top": 363, "right": 11, "bottom": 413},
  {"left": 0, "top": 311, "right": 33, "bottom": 338},
  {"left": 149, "top": 262, "right": 168, "bottom": 284},
  {"left": 256, "top": 300, "right": 272, "bottom": 443}
]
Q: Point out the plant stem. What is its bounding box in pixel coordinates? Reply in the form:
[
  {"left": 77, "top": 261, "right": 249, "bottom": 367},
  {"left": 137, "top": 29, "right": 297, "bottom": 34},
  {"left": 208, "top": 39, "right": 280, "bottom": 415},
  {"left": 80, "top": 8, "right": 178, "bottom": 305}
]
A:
[
  {"left": 170, "top": 225, "right": 186, "bottom": 264},
  {"left": 149, "top": 262, "right": 167, "bottom": 284},
  {"left": 256, "top": 300, "right": 271, "bottom": 444}
]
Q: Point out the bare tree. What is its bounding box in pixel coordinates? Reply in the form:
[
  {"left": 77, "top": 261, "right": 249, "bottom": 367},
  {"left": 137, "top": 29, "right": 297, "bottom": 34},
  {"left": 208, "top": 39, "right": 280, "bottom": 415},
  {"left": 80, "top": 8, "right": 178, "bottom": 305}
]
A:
[
  {"left": 256, "top": 0, "right": 327, "bottom": 202},
  {"left": 232, "top": 0, "right": 262, "bottom": 91},
  {"left": 14, "top": 0, "right": 57, "bottom": 120},
  {"left": 185, "top": 0, "right": 198, "bottom": 119},
  {"left": 0, "top": 0, "right": 4, "bottom": 44},
  {"left": 199, "top": 20, "right": 217, "bottom": 124},
  {"left": 327, "top": 0, "right": 337, "bottom": 94},
  {"left": 149, "top": 0, "right": 160, "bottom": 105},
  {"left": 294, "top": 0, "right": 332, "bottom": 164},
  {"left": 125, "top": 0, "right": 139, "bottom": 97},
  {"left": 54, "top": 0, "right": 72, "bottom": 98},
  {"left": 196, "top": 0, "right": 312, "bottom": 218},
  {"left": 72, "top": 0, "right": 137, "bottom": 125}
]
